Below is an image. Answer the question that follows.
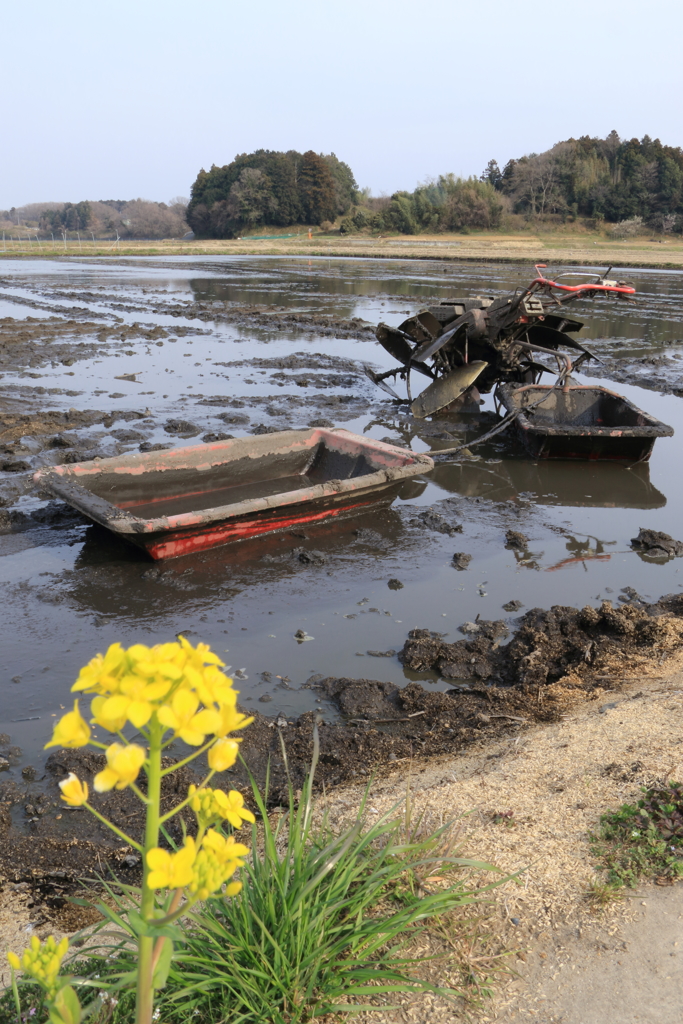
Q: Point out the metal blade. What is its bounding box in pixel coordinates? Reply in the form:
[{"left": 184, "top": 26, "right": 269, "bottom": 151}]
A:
[
  {"left": 363, "top": 365, "right": 402, "bottom": 400},
  {"left": 411, "top": 315, "right": 468, "bottom": 363},
  {"left": 411, "top": 361, "right": 488, "bottom": 419},
  {"left": 526, "top": 324, "right": 599, "bottom": 360}
]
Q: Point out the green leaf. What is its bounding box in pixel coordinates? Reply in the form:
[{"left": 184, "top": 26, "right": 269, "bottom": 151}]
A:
[
  {"left": 94, "top": 901, "right": 135, "bottom": 938},
  {"left": 49, "top": 985, "right": 81, "bottom": 1024}
]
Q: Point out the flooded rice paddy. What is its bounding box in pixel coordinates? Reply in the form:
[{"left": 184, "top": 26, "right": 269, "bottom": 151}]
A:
[{"left": 1, "top": 255, "right": 683, "bottom": 767}]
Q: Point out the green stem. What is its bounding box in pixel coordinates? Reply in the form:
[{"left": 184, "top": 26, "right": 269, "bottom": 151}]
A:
[
  {"left": 150, "top": 888, "right": 185, "bottom": 974},
  {"left": 152, "top": 894, "right": 198, "bottom": 929},
  {"left": 136, "top": 718, "right": 163, "bottom": 1024},
  {"left": 130, "top": 781, "right": 150, "bottom": 804}
]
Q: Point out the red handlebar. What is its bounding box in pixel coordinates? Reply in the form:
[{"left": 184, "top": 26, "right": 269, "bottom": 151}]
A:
[{"left": 532, "top": 264, "right": 635, "bottom": 296}]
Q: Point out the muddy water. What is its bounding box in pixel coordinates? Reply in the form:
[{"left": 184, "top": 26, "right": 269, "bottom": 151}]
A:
[{"left": 1, "top": 256, "right": 683, "bottom": 767}]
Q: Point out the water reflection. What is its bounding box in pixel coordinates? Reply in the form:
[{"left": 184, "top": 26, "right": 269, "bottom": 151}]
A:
[
  {"left": 427, "top": 458, "right": 665, "bottom": 509},
  {"left": 69, "top": 502, "right": 410, "bottom": 619},
  {"left": 545, "top": 535, "right": 615, "bottom": 572}
]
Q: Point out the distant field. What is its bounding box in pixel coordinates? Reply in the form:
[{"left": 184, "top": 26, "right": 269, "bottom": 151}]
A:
[{"left": 2, "top": 232, "right": 683, "bottom": 269}]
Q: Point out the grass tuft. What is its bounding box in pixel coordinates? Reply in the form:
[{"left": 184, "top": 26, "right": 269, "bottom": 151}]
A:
[{"left": 73, "top": 730, "right": 507, "bottom": 1023}]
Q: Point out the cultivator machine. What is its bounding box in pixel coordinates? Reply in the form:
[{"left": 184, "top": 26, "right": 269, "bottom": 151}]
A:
[{"left": 366, "top": 265, "right": 636, "bottom": 418}]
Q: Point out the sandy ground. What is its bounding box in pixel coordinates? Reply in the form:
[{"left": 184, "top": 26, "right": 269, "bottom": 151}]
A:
[
  {"left": 316, "top": 651, "right": 683, "bottom": 1023},
  {"left": 2, "top": 234, "right": 683, "bottom": 269}
]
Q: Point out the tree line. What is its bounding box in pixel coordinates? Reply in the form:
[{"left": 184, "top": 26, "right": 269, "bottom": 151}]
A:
[
  {"left": 482, "top": 130, "right": 683, "bottom": 231},
  {"left": 5, "top": 131, "right": 681, "bottom": 242},
  {"left": 1, "top": 199, "right": 190, "bottom": 239},
  {"left": 187, "top": 132, "right": 683, "bottom": 238}
]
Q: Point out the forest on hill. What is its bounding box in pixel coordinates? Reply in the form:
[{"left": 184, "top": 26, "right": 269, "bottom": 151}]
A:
[
  {"left": 482, "top": 131, "right": 683, "bottom": 231},
  {"left": 186, "top": 150, "right": 357, "bottom": 237},
  {"left": 188, "top": 132, "right": 683, "bottom": 238}
]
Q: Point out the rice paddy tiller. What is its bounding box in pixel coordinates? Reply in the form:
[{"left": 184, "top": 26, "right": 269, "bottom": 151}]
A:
[{"left": 367, "top": 264, "right": 636, "bottom": 418}]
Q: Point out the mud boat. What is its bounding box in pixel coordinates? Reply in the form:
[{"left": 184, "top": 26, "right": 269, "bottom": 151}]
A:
[
  {"left": 34, "top": 428, "right": 433, "bottom": 560},
  {"left": 496, "top": 383, "right": 673, "bottom": 462}
]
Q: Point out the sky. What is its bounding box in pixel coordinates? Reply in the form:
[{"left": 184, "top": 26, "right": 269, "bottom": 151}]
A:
[{"left": 2, "top": 0, "right": 682, "bottom": 209}]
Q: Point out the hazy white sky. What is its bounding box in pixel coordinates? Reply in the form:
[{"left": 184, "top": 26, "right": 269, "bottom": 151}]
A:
[{"left": 2, "top": 0, "right": 682, "bottom": 208}]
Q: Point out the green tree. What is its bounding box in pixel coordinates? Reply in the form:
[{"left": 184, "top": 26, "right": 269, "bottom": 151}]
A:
[
  {"left": 481, "top": 159, "right": 503, "bottom": 190},
  {"left": 186, "top": 149, "right": 352, "bottom": 236},
  {"left": 323, "top": 153, "right": 359, "bottom": 214},
  {"left": 227, "top": 168, "right": 278, "bottom": 230},
  {"left": 299, "top": 151, "right": 337, "bottom": 224}
]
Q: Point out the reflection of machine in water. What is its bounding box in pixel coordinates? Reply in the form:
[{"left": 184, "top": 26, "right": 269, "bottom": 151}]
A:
[
  {"left": 373, "top": 396, "right": 667, "bottom": 509},
  {"left": 545, "top": 534, "right": 614, "bottom": 572}
]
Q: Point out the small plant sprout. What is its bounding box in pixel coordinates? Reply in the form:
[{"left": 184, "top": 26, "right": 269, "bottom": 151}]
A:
[{"left": 7, "top": 638, "right": 253, "bottom": 1024}]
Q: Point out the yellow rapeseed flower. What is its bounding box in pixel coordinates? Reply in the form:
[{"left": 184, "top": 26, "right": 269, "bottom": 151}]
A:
[
  {"left": 44, "top": 700, "right": 91, "bottom": 749},
  {"left": 157, "top": 689, "right": 220, "bottom": 745},
  {"left": 222, "top": 790, "right": 256, "bottom": 829},
  {"left": 192, "top": 663, "right": 236, "bottom": 709},
  {"left": 90, "top": 694, "right": 128, "bottom": 732},
  {"left": 59, "top": 772, "right": 89, "bottom": 806},
  {"left": 94, "top": 743, "right": 146, "bottom": 792},
  {"left": 213, "top": 702, "right": 253, "bottom": 738},
  {"left": 72, "top": 638, "right": 245, "bottom": 739},
  {"left": 95, "top": 673, "right": 174, "bottom": 731},
  {"left": 208, "top": 738, "right": 240, "bottom": 772},
  {"left": 187, "top": 829, "right": 249, "bottom": 900},
  {"left": 72, "top": 642, "right": 127, "bottom": 696},
  {"left": 188, "top": 785, "right": 255, "bottom": 828},
  {"left": 146, "top": 837, "right": 196, "bottom": 890}
]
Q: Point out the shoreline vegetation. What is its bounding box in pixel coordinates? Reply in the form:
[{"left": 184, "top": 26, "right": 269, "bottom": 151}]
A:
[{"left": 2, "top": 232, "right": 683, "bottom": 269}]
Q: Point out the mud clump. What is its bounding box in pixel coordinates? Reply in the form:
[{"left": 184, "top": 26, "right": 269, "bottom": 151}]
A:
[
  {"left": 401, "top": 600, "right": 683, "bottom": 690},
  {"left": 236, "top": 594, "right": 683, "bottom": 802},
  {"left": 163, "top": 306, "right": 375, "bottom": 340},
  {"left": 401, "top": 620, "right": 507, "bottom": 681},
  {"left": 202, "top": 432, "right": 234, "bottom": 443},
  {"left": 164, "top": 418, "right": 200, "bottom": 436},
  {"left": 0, "top": 408, "right": 105, "bottom": 443},
  {"left": 452, "top": 552, "right": 472, "bottom": 570},
  {"left": 354, "top": 528, "right": 389, "bottom": 550},
  {"left": 631, "top": 527, "right": 683, "bottom": 559},
  {"left": 505, "top": 529, "right": 529, "bottom": 550},
  {"left": 251, "top": 423, "right": 281, "bottom": 435},
  {"left": 415, "top": 509, "right": 463, "bottom": 536}
]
